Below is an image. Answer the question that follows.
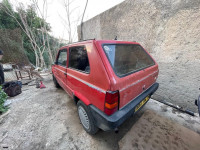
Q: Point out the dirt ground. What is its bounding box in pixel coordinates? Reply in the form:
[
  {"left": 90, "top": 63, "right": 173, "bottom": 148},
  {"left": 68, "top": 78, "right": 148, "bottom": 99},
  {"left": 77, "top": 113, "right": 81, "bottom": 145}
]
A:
[
  {"left": 0, "top": 75, "right": 200, "bottom": 150},
  {"left": 119, "top": 110, "right": 200, "bottom": 150}
]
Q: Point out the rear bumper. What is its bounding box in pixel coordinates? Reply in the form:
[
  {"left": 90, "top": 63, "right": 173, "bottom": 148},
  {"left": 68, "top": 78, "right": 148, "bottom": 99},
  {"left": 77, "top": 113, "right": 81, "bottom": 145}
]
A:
[{"left": 89, "top": 83, "right": 159, "bottom": 131}]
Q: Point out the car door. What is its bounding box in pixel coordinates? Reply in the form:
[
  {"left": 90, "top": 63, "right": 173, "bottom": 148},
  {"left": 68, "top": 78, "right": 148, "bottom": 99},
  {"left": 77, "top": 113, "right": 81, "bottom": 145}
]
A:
[{"left": 54, "top": 49, "right": 68, "bottom": 90}]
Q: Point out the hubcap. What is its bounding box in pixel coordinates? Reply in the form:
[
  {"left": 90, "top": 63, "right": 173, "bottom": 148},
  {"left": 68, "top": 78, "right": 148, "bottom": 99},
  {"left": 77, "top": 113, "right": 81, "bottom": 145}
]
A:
[{"left": 78, "top": 106, "right": 90, "bottom": 130}]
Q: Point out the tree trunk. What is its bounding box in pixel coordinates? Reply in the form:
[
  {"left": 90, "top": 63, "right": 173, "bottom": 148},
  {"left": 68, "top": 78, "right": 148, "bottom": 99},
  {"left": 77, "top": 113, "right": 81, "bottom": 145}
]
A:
[{"left": 39, "top": 51, "right": 46, "bottom": 68}]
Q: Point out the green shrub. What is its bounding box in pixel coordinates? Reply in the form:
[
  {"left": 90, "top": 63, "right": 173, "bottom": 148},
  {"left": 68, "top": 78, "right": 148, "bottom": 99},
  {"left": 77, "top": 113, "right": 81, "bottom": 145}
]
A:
[{"left": 0, "top": 86, "right": 8, "bottom": 114}]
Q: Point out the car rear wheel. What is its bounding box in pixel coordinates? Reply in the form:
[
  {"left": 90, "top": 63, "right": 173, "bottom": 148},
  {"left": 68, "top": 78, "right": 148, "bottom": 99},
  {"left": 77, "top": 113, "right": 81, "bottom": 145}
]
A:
[
  {"left": 198, "top": 95, "right": 200, "bottom": 116},
  {"left": 52, "top": 75, "right": 60, "bottom": 88},
  {"left": 77, "top": 101, "right": 98, "bottom": 134}
]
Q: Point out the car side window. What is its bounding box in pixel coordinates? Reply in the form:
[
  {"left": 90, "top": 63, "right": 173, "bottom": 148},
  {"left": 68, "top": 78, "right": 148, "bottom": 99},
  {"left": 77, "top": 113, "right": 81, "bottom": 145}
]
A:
[
  {"left": 69, "top": 46, "right": 90, "bottom": 73},
  {"left": 57, "top": 49, "right": 67, "bottom": 67}
]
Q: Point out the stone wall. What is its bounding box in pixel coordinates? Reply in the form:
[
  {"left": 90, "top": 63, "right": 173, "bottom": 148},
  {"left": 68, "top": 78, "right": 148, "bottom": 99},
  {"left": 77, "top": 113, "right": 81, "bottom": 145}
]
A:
[{"left": 78, "top": 0, "right": 200, "bottom": 112}]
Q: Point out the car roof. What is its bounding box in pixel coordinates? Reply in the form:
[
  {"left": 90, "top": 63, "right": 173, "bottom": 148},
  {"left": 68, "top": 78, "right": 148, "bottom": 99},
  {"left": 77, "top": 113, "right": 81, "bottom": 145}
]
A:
[{"left": 59, "top": 39, "right": 140, "bottom": 50}]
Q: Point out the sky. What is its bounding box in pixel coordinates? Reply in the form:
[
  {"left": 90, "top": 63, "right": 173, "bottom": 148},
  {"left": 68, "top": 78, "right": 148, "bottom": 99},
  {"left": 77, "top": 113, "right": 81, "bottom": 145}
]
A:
[{"left": 8, "top": 0, "right": 125, "bottom": 42}]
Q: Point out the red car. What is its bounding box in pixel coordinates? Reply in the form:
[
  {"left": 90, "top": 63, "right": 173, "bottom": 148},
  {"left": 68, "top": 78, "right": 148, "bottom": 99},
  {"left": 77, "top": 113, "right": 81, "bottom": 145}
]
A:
[{"left": 52, "top": 39, "right": 159, "bottom": 134}]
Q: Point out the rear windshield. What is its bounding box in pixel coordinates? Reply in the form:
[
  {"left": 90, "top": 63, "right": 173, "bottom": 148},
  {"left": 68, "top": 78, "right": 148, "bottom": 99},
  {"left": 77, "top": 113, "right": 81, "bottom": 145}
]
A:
[{"left": 102, "top": 44, "right": 155, "bottom": 77}]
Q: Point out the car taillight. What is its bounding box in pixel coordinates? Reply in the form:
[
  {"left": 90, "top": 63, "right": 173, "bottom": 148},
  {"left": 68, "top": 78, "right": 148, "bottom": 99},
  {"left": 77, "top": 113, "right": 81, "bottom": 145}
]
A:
[{"left": 104, "top": 90, "right": 119, "bottom": 115}]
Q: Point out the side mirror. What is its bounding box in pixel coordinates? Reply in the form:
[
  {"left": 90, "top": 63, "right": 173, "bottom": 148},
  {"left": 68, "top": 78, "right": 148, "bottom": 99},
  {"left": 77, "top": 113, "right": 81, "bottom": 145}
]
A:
[{"left": 52, "top": 61, "right": 57, "bottom": 65}]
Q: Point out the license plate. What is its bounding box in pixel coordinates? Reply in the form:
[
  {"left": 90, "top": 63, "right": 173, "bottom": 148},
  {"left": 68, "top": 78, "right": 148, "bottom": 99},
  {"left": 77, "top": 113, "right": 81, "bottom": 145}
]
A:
[{"left": 135, "top": 96, "right": 150, "bottom": 112}]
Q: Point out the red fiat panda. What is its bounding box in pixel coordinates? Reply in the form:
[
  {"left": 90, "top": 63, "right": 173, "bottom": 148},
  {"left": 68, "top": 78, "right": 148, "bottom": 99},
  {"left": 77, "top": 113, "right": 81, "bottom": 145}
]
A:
[{"left": 52, "top": 39, "right": 159, "bottom": 134}]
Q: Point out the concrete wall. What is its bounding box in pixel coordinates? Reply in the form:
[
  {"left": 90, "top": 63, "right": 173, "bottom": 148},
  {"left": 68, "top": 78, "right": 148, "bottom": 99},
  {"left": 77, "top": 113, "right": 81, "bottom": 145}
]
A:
[{"left": 78, "top": 0, "right": 200, "bottom": 112}]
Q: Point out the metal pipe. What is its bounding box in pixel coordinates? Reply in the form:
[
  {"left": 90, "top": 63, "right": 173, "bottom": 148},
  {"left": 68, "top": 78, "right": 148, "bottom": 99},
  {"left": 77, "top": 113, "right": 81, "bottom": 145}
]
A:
[{"left": 156, "top": 100, "right": 195, "bottom": 116}]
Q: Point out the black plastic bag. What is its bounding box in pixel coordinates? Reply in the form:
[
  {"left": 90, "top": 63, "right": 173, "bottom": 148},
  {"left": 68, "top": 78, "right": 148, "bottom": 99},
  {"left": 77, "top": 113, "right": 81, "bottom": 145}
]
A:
[{"left": 3, "top": 81, "right": 22, "bottom": 97}]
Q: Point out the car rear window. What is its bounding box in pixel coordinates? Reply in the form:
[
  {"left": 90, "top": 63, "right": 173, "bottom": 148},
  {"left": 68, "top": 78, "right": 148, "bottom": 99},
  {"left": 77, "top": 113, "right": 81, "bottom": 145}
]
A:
[{"left": 102, "top": 44, "right": 155, "bottom": 77}]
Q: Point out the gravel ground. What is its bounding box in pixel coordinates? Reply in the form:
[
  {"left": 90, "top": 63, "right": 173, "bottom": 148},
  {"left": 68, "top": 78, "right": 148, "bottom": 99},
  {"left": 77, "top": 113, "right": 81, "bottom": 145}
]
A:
[
  {"left": 0, "top": 75, "right": 199, "bottom": 150},
  {"left": 0, "top": 76, "right": 143, "bottom": 150}
]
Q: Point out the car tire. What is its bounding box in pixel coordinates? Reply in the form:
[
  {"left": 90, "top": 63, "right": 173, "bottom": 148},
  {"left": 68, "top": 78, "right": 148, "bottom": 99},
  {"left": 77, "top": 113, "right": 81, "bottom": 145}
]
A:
[
  {"left": 52, "top": 75, "right": 60, "bottom": 88},
  {"left": 77, "top": 101, "right": 99, "bottom": 134},
  {"left": 198, "top": 95, "right": 200, "bottom": 116}
]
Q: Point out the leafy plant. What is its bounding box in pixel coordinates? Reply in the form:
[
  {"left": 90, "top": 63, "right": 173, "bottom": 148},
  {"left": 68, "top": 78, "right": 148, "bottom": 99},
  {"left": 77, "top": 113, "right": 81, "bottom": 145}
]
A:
[{"left": 0, "top": 86, "right": 8, "bottom": 114}]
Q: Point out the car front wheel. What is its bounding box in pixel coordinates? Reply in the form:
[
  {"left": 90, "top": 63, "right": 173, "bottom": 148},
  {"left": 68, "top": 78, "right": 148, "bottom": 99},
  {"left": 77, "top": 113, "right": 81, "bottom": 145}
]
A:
[{"left": 52, "top": 75, "right": 60, "bottom": 88}]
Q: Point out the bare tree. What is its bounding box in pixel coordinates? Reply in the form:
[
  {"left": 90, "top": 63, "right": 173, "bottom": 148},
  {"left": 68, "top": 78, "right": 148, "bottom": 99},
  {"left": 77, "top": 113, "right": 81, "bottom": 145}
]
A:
[
  {"left": 60, "top": 0, "right": 87, "bottom": 43},
  {"left": 0, "top": 2, "right": 47, "bottom": 68},
  {"left": 80, "top": 0, "right": 88, "bottom": 41},
  {"left": 32, "top": 0, "right": 54, "bottom": 65},
  {"left": 2, "top": 0, "right": 83, "bottom": 68},
  {"left": 17, "top": 4, "right": 47, "bottom": 68},
  {"left": 1, "top": 0, "right": 59, "bottom": 68}
]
